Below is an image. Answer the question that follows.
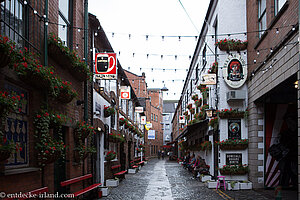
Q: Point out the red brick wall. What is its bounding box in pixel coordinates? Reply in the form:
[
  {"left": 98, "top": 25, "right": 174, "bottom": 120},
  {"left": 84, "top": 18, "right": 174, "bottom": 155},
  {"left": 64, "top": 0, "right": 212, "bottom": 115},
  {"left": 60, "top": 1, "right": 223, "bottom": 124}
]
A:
[{"left": 247, "top": 0, "right": 298, "bottom": 73}]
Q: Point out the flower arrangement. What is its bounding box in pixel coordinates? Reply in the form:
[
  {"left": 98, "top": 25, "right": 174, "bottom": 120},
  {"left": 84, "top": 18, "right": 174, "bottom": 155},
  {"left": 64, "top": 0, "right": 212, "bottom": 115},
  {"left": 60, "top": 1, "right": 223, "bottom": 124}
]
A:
[
  {"left": 0, "top": 135, "right": 22, "bottom": 162},
  {"left": 104, "top": 105, "right": 115, "bottom": 118},
  {"left": 208, "top": 62, "right": 217, "bottom": 74},
  {"left": 109, "top": 132, "right": 125, "bottom": 143},
  {"left": 219, "top": 164, "right": 249, "bottom": 175},
  {"left": 194, "top": 111, "right": 205, "bottom": 120},
  {"left": 187, "top": 103, "right": 193, "bottom": 110},
  {"left": 0, "top": 90, "right": 24, "bottom": 118},
  {"left": 0, "top": 35, "right": 15, "bottom": 67},
  {"left": 74, "top": 121, "right": 96, "bottom": 142},
  {"left": 192, "top": 94, "right": 198, "bottom": 101},
  {"left": 48, "top": 33, "right": 92, "bottom": 81},
  {"left": 195, "top": 98, "right": 202, "bottom": 108},
  {"left": 119, "top": 117, "right": 127, "bottom": 126},
  {"left": 52, "top": 77, "right": 78, "bottom": 103},
  {"left": 208, "top": 117, "right": 219, "bottom": 130},
  {"left": 215, "top": 39, "right": 248, "bottom": 51},
  {"left": 105, "top": 151, "right": 117, "bottom": 161},
  {"left": 216, "top": 139, "right": 248, "bottom": 150},
  {"left": 74, "top": 143, "right": 96, "bottom": 162},
  {"left": 217, "top": 108, "right": 245, "bottom": 119}
]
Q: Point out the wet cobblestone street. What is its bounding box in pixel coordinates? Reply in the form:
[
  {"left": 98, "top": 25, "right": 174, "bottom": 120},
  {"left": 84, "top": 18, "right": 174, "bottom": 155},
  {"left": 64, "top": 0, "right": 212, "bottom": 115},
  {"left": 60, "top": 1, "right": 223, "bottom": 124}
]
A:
[{"left": 101, "top": 158, "right": 297, "bottom": 200}]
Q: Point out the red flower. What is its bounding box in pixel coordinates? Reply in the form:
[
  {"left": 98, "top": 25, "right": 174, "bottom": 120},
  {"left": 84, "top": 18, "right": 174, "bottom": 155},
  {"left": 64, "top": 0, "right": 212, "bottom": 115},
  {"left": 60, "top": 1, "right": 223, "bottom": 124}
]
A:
[
  {"left": 45, "top": 150, "right": 49, "bottom": 154},
  {"left": 37, "top": 114, "right": 41, "bottom": 118}
]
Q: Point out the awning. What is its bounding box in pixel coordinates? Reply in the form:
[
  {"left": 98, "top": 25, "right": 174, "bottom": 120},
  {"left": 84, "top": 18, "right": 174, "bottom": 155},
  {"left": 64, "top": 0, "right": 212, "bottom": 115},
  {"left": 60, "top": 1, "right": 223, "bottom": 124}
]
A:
[
  {"left": 177, "top": 119, "right": 208, "bottom": 140},
  {"left": 166, "top": 141, "right": 176, "bottom": 145},
  {"left": 163, "top": 145, "right": 173, "bottom": 148}
]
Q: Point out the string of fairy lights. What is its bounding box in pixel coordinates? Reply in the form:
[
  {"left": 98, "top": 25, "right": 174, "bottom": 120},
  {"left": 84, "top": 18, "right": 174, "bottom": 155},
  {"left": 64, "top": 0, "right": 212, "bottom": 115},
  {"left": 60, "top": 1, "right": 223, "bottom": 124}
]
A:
[{"left": 20, "top": 0, "right": 299, "bottom": 97}]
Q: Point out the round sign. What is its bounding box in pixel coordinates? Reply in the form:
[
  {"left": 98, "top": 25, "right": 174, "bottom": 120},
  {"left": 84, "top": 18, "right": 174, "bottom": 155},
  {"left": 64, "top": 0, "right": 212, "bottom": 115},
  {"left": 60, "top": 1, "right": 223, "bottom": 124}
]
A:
[
  {"left": 121, "top": 92, "right": 129, "bottom": 99},
  {"left": 223, "top": 54, "right": 247, "bottom": 88}
]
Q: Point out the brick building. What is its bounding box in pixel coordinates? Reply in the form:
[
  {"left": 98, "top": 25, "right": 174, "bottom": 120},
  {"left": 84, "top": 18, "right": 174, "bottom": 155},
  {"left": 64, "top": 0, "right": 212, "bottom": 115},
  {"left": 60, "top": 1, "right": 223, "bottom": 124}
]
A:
[
  {"left": 0, "top": 0, "right": 96, "bottom": 198},
  {"left": 246, "top": 0, "right": 299, "bottom": 191}
]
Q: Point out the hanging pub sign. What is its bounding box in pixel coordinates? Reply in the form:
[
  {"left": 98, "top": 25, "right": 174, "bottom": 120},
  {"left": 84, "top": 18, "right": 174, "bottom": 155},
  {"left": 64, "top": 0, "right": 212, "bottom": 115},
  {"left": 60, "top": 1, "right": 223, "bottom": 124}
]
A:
[
  {"left": 228, "top": 119, "right": 241, "bottom": 140},
  {"left": 223, "top": 54, "right": 247, "bottom": 88},
  {"left": 135, "top": 107, "right": 144, "bottom": 113},
  {"left": 201, "top": 74, "right": 216, "bottom": 85},
  {"left": 179, "top": 115, "right": 185, "bottom": 124},
  {"left": 141, "top": 116, "right": 146, "bottom": 125},
  {"left": 95, "top": 53, "right": 117, "bottom": 79},
  {"left": 120, "top": 86, "right": 131, "bottom": 99},
  {"left": 226, "top": 153, "right": 242, "bottom": 165},
  {"left": 148, "top": 130, "right": 155, "bottom": 139}
]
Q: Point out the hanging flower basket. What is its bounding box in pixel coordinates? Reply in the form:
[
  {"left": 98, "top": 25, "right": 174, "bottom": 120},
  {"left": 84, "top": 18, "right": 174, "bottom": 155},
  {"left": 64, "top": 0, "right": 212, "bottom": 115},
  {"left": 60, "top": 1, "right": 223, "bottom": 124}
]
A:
[
  {"left": 105, "top": 151, "right": 116, "bottom": 161},
  {"left": 104, "top": 106, "right": 115, "bottom": 118},
  {"left": 0, "top": 35, "right": 15, "bottom": 68},
  {"left": 48, "top": 43, "right": 71, "bottom": 69},
  {"left": 56, "top": 90, "right": 75, "bottom": 104},
  {"left": 216, "top": 39, "right": 247, "bottom": 51},
  {"left": 0, "top": 149, "right": 11, "bottom": 162},
  {"left": 39, "top": 150, "right": 61, "bottom": 165}
]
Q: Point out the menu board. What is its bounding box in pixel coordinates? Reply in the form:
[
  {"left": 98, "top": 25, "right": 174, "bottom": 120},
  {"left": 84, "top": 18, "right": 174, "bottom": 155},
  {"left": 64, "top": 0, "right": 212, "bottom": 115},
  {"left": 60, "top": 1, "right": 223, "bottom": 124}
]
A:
[{"left": 226, "top": 154, "right": 242, "bottom": 165}]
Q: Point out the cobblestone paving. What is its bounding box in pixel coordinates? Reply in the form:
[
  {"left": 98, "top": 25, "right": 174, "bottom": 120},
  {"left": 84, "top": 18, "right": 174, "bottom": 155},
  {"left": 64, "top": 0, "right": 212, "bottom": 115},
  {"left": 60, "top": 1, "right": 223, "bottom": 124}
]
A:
[{"left": 101, "top": 158, "right": 297, "bottom": 200}]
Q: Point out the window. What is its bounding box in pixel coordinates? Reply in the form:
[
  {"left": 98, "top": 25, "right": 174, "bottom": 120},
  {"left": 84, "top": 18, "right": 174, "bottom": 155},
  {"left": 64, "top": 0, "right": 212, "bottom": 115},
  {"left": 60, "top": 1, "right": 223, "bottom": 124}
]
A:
[
  {"left": 151, "top": 113, "right": 153, "bottom": 121},
  {"left": 1, "top": 0, "right": 25, "bottom": 47},
  {"left": 258, "top": 0, "right": 266, "bottom": 38},
  {"left": 274, "top": 0, "right": 286, "bottom": 15},
  {"left": 59, "top": 0, "right": 70, "bottom": 46},
  {"left": 165, "top": 124, "right": 170, "bottom": 130},
  {"left": 108, "top": 143, "right": 118, "bottom": 161}
]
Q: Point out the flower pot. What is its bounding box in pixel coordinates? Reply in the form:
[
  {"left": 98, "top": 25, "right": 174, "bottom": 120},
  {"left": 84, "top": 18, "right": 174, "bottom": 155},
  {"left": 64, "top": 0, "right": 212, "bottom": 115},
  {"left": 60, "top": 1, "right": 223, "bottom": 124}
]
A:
[
  {"left": 48, "top": 43, "right": 71, "bottom": 69},
  {"left": 56, "top": 90, "right": 74, "bottom": 104},
  {"left": 0, "top": 50, "right": 11, "bottom": 68},
  {"left": 39, "top": 151, "right": 61, "bottom": 165},
  {"left": 239, "top": 182, "right": 252, "bottom": 190},
  {"left": 0, "top": 149, "right": 11, "bottom": 162},
  {"left": 72, "top": 69, "right": 89, "bottom": 82},
  {"left": 106, "top": 179, "right": 119, "bottom": 187},
  {"left": 220, "top": 144, "right": 248, "bottom": 150},
  {"left": 227, "top": 182, "right": 240, "bottom": 190},
  {"left": 100, "top": 187, "right": 109, "bottom": 196}
]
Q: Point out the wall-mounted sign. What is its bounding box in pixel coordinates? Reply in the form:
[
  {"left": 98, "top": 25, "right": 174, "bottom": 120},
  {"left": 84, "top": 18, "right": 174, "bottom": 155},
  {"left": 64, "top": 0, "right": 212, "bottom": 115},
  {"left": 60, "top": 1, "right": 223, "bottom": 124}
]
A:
[
  {"left": 179, "top": 115, "right": 185, "bottom": 124},
  {"left": 201, "top": 74, "right": 216, "bottom": 85},
  {"left": 120, "top": 86, "right": 131, "bottom": 100},
  {"left": 145, "top": 122, "right": 152, "bottom": 130},
  {"left": 95, "top": 53, "right": 117, "bottom": 79},
  {"left": 226, "top": 154, "right": 242, "bottom": 165},
  {"left": 228, "top": 119, "right": 241, "bottom": 140},
  {"left": 148, "top": 130, "right": 155, "bottom": 139},
  {"left": 141, "top": 116, "right": 146, "bottom": 125},
  {"left": 223, "top": 54, "right": 247, "bottom": 88},
  {"left": 135, "top": 107, "right": 144, "bottom": 113}
]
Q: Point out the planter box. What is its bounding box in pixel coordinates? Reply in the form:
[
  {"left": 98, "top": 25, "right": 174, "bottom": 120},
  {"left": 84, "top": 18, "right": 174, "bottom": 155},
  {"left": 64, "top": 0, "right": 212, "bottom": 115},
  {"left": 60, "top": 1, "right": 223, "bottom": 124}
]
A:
[
  {"left": 106, "top": 179, "right": 119, "bottom": 187},
  {"left": 227, "top": 182, "right": 240, "bottom": 190},
  {"left": 100, "top": 187, "right": 110, "bottom": 196},
  {"left": 207, "top": 181, "right": 219, "bottom": 189},
  {"left": 239, "top": 182, "right": 252, "bottom": 190},
  {"left": 128, "top": 168, "right": 136, "bottom": 174},
  {"left": 201, "top": 175, "right": 212, "bottom": 182}
]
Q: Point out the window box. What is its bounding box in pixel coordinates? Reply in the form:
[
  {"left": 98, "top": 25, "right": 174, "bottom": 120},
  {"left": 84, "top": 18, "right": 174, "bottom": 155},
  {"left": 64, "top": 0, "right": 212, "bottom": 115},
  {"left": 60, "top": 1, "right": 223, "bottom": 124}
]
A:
[
  {"left": 227, "top": 181, "right": 240, "bottom": 190},
  {"left": 106, "top": 179, "right": 119, "bottom": 187},
  {"left": 239, "top": 181, "right": 253, "bottom": 190}
]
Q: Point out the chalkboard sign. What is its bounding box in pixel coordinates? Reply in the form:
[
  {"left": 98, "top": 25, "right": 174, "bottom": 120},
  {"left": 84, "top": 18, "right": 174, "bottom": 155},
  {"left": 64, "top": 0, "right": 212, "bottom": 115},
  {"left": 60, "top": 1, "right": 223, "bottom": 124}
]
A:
[
  {"left": 226, "top": 154, "right": 242, "bottom": 165},
  {"left": 228, "top": 119, "right": 241, "bottom": 139}
]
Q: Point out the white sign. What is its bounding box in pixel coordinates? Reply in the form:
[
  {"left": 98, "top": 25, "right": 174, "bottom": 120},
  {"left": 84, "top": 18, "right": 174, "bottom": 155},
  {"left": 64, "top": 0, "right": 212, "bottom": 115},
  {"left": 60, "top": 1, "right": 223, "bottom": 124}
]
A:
[
  {"left": 141, "top": 116, "right": 146, "bottom": 125},
  {"left": 223, "top": 54, "right": 247, "bottom": 89},
  {"left": 95, "top": 53, "right": 117, "bottom": 80},
  {"left": 179, "top": 115, "right": 185, "bottom": 124},
  {"left": 148, "top": 130, "right": 155, "bottom": 139},
  {"left": 201, "top": 74, "right": 216, "bottom": 85},
  {"left": 120, "top": 86, "right": 131, "bottom": 100},
  {"left": 135, "top": 107, "right": 144, "bottom": 113}
]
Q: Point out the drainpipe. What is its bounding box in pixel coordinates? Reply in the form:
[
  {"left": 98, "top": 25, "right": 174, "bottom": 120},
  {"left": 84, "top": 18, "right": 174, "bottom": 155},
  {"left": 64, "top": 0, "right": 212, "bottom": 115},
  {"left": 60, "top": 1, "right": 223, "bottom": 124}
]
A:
[{"left": 84, "top": 0, "right": 89, "bottom": 123}]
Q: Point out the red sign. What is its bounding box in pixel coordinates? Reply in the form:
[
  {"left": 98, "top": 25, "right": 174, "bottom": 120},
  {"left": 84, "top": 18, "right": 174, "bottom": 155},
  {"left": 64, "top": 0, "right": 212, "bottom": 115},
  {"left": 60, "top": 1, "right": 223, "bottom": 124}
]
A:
[
  {"left": 95, "top": 53, "right": 117, "bottom": 79},
  {"left": 120, "top": 86, "right": 130, "bottom": 99}
]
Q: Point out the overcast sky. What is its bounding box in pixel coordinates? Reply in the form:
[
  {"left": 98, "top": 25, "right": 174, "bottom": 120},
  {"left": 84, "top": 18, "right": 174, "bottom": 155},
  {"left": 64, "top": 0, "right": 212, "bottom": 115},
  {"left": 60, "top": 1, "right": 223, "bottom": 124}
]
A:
[{"left": 89, "top": 0, "right": 210, "bottom": 100}]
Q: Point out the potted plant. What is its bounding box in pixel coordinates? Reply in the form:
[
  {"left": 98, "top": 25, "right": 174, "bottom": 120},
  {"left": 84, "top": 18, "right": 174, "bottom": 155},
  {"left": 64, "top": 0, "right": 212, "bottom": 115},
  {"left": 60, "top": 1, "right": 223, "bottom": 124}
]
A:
[
  {"left": 227, "top": 181, "right": 240, "bottom": 190},
  {"left": 216, "top": 139, "right": 248, "bottom": 150},
  {"left": 208, "top": 62, "right": 218, "bottom": 74},
  {"left": 104, "top": 106, "right": 115, "bottom": 118},
  {"left": 219, "top": 164, "right": 249, "bottom": 175},
  {"left": 239, "top": 181, "right": 253, "bottom": 190},
  {"left": 215, "top": 39, "right": 248, "bottom": 51},
  {"left": 217, "top": 108, "right": 245, "bottom": 119},
  {"left": 105, "top": 151, "right": 116, "bottom": 161},
  {"left": 53, "top": 78, "right": 78, "bottom": 104},
  {"left": 0, "top": 90, "right": 22, "bottom": 119},
  {"left": 0, "top": 35, "right": 15, "bottom": 68},
  {"left": 208, "top": 117, "right": 219, "bottom": 130},
  {"left": 74, "top": 143, "right": 96, "bottom": 163},
  {"left": 119, "top": 117, "right": 126, "bottom": 126},
  {"left": 74, "top": 121, "right": 96, "bottom": 143}
]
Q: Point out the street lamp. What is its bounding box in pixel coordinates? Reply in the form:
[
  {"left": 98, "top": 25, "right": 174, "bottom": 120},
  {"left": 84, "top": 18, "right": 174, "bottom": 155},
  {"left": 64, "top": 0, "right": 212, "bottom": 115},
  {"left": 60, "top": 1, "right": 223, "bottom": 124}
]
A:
[
  {"left": 205, "top": 108, "right": 217, "bottom": 118},
  {"left": 161, "top": 85, "right": 168, "bottom": 91}
]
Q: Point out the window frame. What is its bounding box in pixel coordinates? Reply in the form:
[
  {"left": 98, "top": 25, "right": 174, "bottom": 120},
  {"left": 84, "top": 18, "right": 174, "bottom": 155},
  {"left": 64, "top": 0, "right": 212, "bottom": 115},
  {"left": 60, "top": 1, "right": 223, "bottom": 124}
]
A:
[{"left": 258, "top": 0, "right": 267, "bottom": 38}]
